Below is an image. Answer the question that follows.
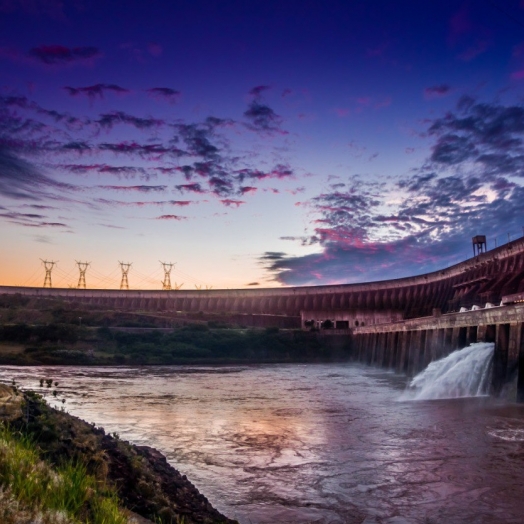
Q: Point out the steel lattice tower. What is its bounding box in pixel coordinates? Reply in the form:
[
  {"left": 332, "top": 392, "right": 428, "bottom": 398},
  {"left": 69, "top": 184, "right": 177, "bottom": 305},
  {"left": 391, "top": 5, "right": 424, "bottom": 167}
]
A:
[
  {"left": 119, "top": 262, "right": 132, "bottom": 290},
  {"left": 76, "top": 261, "right": 90, "bottom": 289},
  {"left": 160, "top": 261, "right": 175, "bottom": 290},
  {"left": 41, "top": 259, "right": 57, "bottom": 288}
]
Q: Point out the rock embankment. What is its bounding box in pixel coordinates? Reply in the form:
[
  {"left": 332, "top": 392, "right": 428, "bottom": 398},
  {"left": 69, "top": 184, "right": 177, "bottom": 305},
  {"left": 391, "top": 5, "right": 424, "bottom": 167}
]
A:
[{"left": 1, "top": 386, "right": 237, "bottom": 524}]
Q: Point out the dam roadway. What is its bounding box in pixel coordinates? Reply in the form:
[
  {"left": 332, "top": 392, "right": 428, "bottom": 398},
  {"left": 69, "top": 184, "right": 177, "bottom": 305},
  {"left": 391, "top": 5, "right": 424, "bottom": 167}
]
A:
[{"left": 3, "top": 237, "right": 524, "bottom": 399}]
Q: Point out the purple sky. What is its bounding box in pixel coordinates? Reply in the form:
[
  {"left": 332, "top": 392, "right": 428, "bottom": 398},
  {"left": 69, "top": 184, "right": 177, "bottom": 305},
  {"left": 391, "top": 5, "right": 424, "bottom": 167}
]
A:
[{"left": 2, "top": 0, "right": 524, "bottom": 289}]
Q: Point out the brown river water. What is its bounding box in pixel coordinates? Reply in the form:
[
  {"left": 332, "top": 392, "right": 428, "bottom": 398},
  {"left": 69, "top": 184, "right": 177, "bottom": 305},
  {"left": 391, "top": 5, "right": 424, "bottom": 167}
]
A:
[{"left": 1, "top": 359, "right": 524, "bottom": 524}]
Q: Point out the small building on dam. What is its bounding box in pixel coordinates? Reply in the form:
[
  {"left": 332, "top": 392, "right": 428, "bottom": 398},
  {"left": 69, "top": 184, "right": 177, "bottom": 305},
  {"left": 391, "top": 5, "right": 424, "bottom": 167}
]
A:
[{"left": 2, "top": 236, "right": 524, "bottom": 400}]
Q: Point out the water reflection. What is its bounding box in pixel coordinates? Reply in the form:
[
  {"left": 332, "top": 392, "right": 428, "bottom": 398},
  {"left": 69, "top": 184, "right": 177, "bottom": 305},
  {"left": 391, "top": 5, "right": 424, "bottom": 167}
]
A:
[{"left": 2, "top": 364, "right": 524, "bottom": 523}]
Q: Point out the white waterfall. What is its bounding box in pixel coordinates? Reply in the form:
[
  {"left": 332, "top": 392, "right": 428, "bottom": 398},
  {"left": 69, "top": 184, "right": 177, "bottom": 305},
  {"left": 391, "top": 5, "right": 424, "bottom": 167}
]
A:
[{"left": 400, "top": 342, "right": 494, "bottom": 400}]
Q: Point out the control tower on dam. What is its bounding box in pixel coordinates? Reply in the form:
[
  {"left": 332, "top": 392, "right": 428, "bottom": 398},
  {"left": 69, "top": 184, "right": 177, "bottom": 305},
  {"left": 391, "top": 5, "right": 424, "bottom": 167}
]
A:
[{"left": 2, "top": 237, "right": 524, "bottom": 328}]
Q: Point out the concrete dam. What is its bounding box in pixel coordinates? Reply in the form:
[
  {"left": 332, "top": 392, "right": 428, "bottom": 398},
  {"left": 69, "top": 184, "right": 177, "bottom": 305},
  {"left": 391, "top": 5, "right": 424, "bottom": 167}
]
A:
[{"left": 2, "top": 237, "right": 524, "bottom": 399}]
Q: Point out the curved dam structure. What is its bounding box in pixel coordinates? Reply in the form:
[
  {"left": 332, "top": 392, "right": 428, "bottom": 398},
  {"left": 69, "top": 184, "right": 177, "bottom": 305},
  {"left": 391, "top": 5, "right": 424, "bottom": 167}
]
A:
[
  {"left": 2, "top": 237, "right": 524, "bottom": 322},
  {"left": 3, "top": 237, "right": 524, "bottom": 400}
]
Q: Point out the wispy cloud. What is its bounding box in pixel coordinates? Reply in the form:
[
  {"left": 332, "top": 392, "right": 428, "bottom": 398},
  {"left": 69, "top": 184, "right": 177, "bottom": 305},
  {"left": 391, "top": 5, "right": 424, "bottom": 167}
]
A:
[
  {"left": 96, "top": 111, "right": 164, "bottom": 130},
  {"left": 244, "top": 86, "right": 287, "bottom": 135},
  {"left": 175, "top": 183, "right": 206, "bottom": 194},
  {"left": 30, "top": 45, "right": 101, "bottom": 65},
  {"left": 0, "top": 144, "right": 77, "bottom": 200},
  {"left": 156, "top": 214, "right": 187, "bottom": 220},
  {"left": 96, "top": 185, "right": 167, "bottom": 192},
  {"left": 220, "top": 198, "right": 245, "bottom": 207},
  {"left": 146, "top": 87, "right": 181, "bottom": 104},
  {"left": 64, "top": 83, "right": 129, "bottom": 101}
]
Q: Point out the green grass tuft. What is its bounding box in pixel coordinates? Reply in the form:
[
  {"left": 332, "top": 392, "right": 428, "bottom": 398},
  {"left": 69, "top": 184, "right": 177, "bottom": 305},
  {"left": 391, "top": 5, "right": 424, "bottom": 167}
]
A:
[{"left": 0, "top": 423, "right": 127, "bottom": 524}]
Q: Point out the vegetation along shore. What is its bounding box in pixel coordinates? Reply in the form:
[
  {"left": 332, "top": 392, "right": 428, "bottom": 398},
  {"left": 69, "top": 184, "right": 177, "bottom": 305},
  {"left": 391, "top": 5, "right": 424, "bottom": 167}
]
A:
[
  {"left": 0, "top": 382, "right": 238, "bottom": 523},
  {"left": 0, "top": 294, "right": 350, "bottom": 366}
]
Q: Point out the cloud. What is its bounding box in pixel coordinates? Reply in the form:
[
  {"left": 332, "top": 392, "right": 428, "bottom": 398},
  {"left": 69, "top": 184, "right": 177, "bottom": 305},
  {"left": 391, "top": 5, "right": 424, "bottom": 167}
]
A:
[
  {"left": 424, "top": 85, "right": 451, "bottom": 99},
  {"left": 0, "top": 209, "right": 69, "bottom": 229},
  {"left": 209, "top": 176, "right": 233, "bottom": 196},
  {"left": 176, "top": 121, "right": 221, "bottom": 159},
  {"left": 0, "top": 144, "right": 77, "bottom": 200},
  {"left": 98, "top": 141, "right": 183, "bottom": 157},
  {"left": 146, "top": 87, "right": 181, "bottom": 104},
  {"left": 264, "top": 96, "right": 524, "bottom": 285},
  {"left": 64, "top": 84, "right": 129, "bottom": 101},
  {"left": 97, "top": 185, "right": 167, "bottom": 192},
  {"left": 239, "top": 186, "right": 257, "bottom": 195},
  {"left": 0, "top": 95, "right": 85, "bottom": 128},
  {"left": 426, "top": 96, "right": 524, "bottom": 176},
  {"left": 244, "top": 101, "right": 285, "bottom": 134},
  {"left": 249, "top": 85, "right": 271, "bottom": 98},
  {"left": 235, "top": 164, "right": 294, "bottom": 182},
  {"left": 156, "top": 214, "right": 186, "bottom": 220},
  {"left": 29, "top": 45, "right": 101, "bottom": 65},
  {"left": 95, "top": 198, "right": 194, "bottom": 207},
  {"left": 244, "top": 86, "right": 286, "bottom": 135},
  {"left": 96, "top": 111, "right": 164, "bottom": 130},
  {"left": 57, "top": 163, "right": 146, "bottom": 178},
  {"left": 0, "top": 85, "right": 304, "bottom": 233},
  {"left": 220, "top": 198, "right": 245, "bottom": 207},
  {"left": 175, "top": 183, "right": 206, "bottom": 194},
  {"left": 271, "top": 164, "right": 294, "bottom": 179}
]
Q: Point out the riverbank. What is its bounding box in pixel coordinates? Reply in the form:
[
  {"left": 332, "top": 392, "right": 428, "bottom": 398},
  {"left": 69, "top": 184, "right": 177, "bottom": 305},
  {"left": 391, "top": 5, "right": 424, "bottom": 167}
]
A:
[
  {"left": 0, "top": 293, "right": 352, "bottom": 366},
  {"left": 0, "top": 323, "right": 349, "bottom": 366},
  {"left": 0, "top": 383, "right": 237, "bottom": 524}
]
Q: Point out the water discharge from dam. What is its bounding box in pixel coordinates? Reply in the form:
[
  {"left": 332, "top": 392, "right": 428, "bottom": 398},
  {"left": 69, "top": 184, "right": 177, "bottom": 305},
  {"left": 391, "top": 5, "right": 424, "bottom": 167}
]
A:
[
  {"left": 400, "top": 342, "right": 494, "bottom": 401},
  {"left": 2, "top": 351, "right": 524, "bottom": 523}
]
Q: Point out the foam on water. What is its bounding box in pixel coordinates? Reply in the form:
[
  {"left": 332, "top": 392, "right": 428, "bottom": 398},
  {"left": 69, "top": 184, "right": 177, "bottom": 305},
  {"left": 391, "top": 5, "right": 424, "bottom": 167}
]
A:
[{"left": 401, "top": 342, "right": 494, "bottom": 400}]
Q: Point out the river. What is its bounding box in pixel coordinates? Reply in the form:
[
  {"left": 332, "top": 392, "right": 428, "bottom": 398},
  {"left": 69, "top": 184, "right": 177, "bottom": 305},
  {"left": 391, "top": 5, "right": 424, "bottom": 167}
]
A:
[{"left": 1, "top": 360, "right": 524, "bottom": 524}]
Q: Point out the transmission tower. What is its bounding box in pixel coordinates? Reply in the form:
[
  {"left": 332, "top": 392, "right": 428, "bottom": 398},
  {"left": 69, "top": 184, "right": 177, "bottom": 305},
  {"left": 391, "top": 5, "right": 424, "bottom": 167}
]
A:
[
  {"left": 40, "top": 259, "right": 57, "bottom": 288},
  {"left": 119, "top": 262, "right": 132, "bottom": 290},
  {"left": 174, "top": 282, "right": 184, "bottom": 290},
  {"left": 160, "top": 261, "right": 175, "bottom": 290},
  {"left": 76, "top": 261, "right": 90, "bottom": 289}
]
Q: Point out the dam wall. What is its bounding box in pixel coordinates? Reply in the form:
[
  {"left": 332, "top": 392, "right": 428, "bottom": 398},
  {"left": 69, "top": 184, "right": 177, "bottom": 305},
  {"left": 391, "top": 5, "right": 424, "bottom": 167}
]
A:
[{"left": 3, "top": 238, "right": 524, "bottom": 324}]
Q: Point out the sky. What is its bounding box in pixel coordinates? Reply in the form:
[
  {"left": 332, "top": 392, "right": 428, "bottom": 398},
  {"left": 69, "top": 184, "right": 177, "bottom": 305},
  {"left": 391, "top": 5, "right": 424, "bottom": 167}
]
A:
[{"left": 2, "top": 0, "right": 524, "bottom": 290}]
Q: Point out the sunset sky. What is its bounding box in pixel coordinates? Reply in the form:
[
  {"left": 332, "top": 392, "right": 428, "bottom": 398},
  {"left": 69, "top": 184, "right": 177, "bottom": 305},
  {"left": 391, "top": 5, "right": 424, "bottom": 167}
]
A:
[{"left": 2, "top": 0, "right": 524, "bottom": 289}]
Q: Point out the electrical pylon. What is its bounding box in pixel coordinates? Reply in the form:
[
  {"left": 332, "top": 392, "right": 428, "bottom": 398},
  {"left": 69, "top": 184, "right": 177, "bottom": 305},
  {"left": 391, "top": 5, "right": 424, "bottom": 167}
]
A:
[
  {"left": 119, "top": 262, "right": 132, "bottom": 290},
  {"left": 195, "top": 284, "right": 213, "bottom": 290},
  {"left": 160, "top": 261, "right": 175, "bottom": 290},
  {"left": 76, "top": 261, "right": 90, "bottom": 289},
  {"left": 40, "top": 259, "right": 57, "bottom": 288},
  {"left": 174, "top": 282, "right": 184, "bottom": 290}
]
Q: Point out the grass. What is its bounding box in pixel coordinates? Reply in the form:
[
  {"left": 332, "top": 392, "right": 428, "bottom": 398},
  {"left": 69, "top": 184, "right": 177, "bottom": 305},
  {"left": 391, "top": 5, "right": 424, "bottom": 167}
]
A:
[{"left": 0, "top": 423, "right": 128, "bottom": 524}]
